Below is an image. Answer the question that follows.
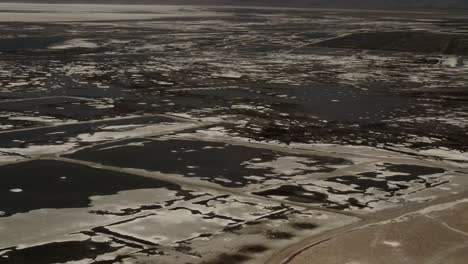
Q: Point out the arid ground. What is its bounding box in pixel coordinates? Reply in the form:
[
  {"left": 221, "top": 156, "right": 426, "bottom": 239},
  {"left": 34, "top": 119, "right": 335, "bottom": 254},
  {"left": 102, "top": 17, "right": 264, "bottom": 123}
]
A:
[{"left": 0, "top": 3, "right": 467, "bottom": 264}]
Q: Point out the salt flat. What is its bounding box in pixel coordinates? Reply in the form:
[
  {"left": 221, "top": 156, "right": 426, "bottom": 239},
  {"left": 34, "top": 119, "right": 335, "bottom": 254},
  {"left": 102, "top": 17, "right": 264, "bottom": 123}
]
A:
[{"left": 0, "top": 3, "right": 467, "bottom": 264}]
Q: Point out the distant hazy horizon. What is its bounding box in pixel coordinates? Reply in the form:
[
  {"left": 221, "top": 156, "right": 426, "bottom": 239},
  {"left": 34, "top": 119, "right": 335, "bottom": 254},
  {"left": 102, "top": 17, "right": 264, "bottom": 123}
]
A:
[{"left": 1, "top": 0, "right": 468, "bottom": 10}]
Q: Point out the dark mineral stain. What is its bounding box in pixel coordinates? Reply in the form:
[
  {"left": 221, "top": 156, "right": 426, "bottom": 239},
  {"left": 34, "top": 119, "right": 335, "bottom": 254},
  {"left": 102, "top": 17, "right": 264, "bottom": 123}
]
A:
[
  {"left": 0, "top": 115, "right": 177, "bottom": 148},
  {"left": 290, "top": 222, "right": 319, "bottom": 230},
  {"left": 66, "top": 139, "right": 348, "bottom": 188},
  {"left": 66, "top": 138, "right": 275, "bottom": 188},
  {"left": 238, "top": 244, "right": 269, "bottom": 254},
  {"left": 253, "top": 185, "right": 330, "bottom": 204},
  {"left": 265, "top": 230, "right": 295, "bottom": 240},
  {"left": 203, "top": 253, "right": 250, "bottom": 264},
  {"left": 356, "top": 164, "right": 445, "bottom": 185},
  {"left": 174, "top": 245, "right": 193, "bottom": 253},
  {"left": 384, "top": 163, "right": 445, "bottom": 176},
  {"left": 90, "top": 204, "right": 163, "bottom": 216},
  {"left": 326, "top": 164, "right": 446, "bottom": 196},
  {"left": 327, "top": 176, "right": 393, "bottom": 192},
  {"left": 0, "top": 97, "right": 111, "bottom": 122},
  {"left": 245, "top": 220, "right": 265, "bottom": 226},
  {"left": 253, "top": 185, "right": 366, "bottom": 209},
  {"left": 347, "top": 197, "right": 368, "bottom": 209},
  {"left": 0, "top": 160, "right": 180, "bottom": 217},
  {"left": 0, "top": 240, "right": 118, "bottom": 264},
  {"left": 0, "top": 37, "right": 64, "bottom": 52}
]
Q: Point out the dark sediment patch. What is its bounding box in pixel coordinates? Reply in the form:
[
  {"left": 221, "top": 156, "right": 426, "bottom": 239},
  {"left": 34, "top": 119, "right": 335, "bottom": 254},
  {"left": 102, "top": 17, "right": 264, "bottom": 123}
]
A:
[
  {"left": 384, "top": 164, "right": 446, "bottom": 177},
  {"left": 0, "top": 240, "right": 118, "bottom": 264},
  {"left": 253, "top": 185, "right": 336, "bottom": 206},
  {"left": 238, "top": 244, "right": 269, "bottom": 254},
  {"left": 0, "top": 159, "right": 180, "bottom": 217},
  {"left": 0, "top": 97, "right": 132, "bottom": 123},
  {"left": 265, "top": 230, "right": 295, "bottom": 240},
  {"left": 0, "top": 115, "right": 177, "bottom": 148},
  {"left": 66, "top": 138, "right": 275, "bottom": 188},
  {"left": 327, "top": 175, "right": 394, "bottom": 193},
  {"left": 65, "top": 138, "right": 348, "bottom": 188},
  {"left": 0, "top": 37, "right": 64, "bottom": 52},
  {"left": 290, "top": 222, "right": 319, "bottom": 230},
  {"left": 202, "top": 253, "right": 250, "bottom": 264}
]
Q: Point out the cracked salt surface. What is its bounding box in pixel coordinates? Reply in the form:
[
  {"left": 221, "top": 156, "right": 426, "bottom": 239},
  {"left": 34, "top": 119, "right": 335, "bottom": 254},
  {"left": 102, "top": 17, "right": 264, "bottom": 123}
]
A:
[{"left": 0, "top": 165, "right": 358, "bottom": 263}]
